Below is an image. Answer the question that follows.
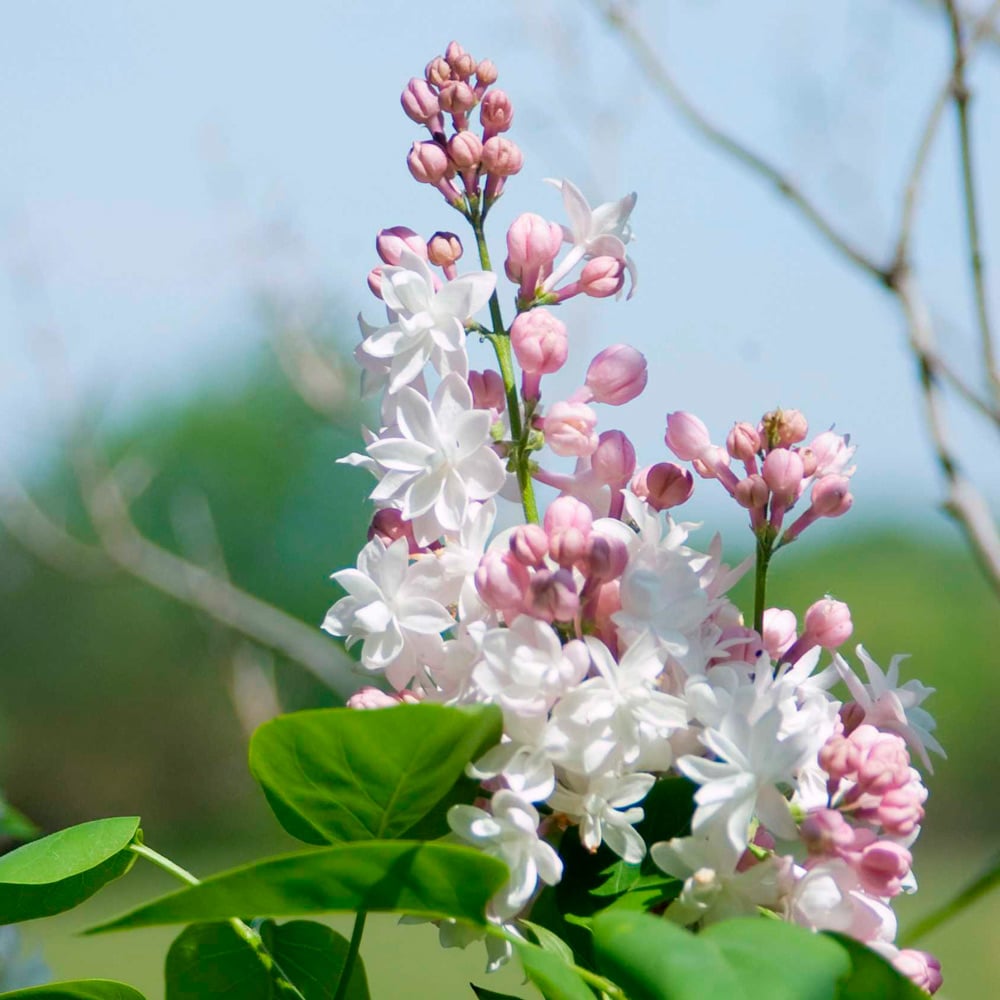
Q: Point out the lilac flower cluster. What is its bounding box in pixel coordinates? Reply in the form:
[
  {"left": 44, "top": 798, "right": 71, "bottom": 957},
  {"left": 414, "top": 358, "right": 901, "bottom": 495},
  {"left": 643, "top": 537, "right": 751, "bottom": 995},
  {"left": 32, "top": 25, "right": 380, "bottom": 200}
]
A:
[{"left": 324, "top": 41, "right": 944, "bottom": 994}]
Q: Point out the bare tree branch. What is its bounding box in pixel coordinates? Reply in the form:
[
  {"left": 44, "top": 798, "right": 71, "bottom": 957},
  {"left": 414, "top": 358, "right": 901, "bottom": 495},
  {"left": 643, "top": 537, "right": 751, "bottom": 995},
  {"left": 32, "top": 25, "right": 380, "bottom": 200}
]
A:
[{"left": 944, "top": 0, "right": 1000, "bottom": 399}]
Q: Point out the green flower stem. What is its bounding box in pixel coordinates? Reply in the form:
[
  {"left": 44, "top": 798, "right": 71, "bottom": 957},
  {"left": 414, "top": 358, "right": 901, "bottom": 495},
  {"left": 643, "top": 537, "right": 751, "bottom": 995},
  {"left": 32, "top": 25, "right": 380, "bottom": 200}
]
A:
[
  {"left": 469, "top": 206, "right": 540, "bottom": 524},
  {"left": 129, "top": 842, "right": 306, "bottom": 1000},
  {"left": 334, "top": 911, "right": 367, "bottom": 1000},
  {"left": 753, "top": 533, "right": 774, "bottom": 635}
]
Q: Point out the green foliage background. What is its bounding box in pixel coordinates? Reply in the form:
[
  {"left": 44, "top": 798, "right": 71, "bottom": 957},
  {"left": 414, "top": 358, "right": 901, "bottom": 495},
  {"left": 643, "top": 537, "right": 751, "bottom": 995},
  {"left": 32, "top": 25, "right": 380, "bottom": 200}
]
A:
[{"left": 1, "top": 350, "right": 996, "bottom": 997}]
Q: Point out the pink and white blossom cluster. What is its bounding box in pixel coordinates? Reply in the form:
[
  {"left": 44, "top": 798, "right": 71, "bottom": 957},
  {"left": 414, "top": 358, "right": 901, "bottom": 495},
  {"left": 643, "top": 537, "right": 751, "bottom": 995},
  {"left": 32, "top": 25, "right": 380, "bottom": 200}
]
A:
[{"left": 325, "top": 41, "right": 945, "bottom": 994}]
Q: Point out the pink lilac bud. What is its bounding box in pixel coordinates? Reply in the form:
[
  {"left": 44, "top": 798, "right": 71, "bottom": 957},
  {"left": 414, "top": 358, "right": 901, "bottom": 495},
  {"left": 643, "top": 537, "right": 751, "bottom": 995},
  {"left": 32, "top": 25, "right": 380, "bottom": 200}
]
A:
[
  {"left": 480, "top": 88, "right": 514, "bottom": 137},
  {"left": 584, "top": 344, "right": 648, "bottom": 405},
  {"left": 734, "top": 474, "right": 769, "bottom": 509},
  {"left": 855, "top": 731, "right": 911, "bottom": 796},
  {"left": 445, "top": 41, "right": 470, "bottom": 74},
  {"left": 692, "top": 446, "right": 737, "bottom": 494},
  {"left": 509, "top": 523, "right": 549, "bottom": 567},
  {"left": 347, "top": 686, "right": 405, "bottom": 710},
  {"left": 510, "top": 309, "right": 568, "bottom": 400},
  {"left": 762, "top": 448, "right": 805, "bottom": 500},
  {"left": 427, "top": 231, "right": 463, "bottom": 273},
  {"left": 401, "top": 78, "right": 441, "bottom": 125},
  {"left": 587, "top": 579, "right": 622, "bottom": 649},
  {"left": 368, "top": 508, "right": 418, "bottom": 553},
  {"left": 727, "top": 422, "right": 761, "bottom": 463},
  {"left": 367, "top": 266, "right": 384, "bottom": 299},
  {"left": 527, "top": 568, "right": 579, "bottom": 622},
  {"left": 438, "top": 80, "right": 477, "bottom": 115},
  {"left": 448, "top": 131, "right": 482, "bottom": 171},
  {"left": 856, "top": 840, "right": 912, "bottom": 897},
  {"left": 448, "top": 50, "right": 476, "bottom": 82},
  {"left": 426, "top": 56, "right": 452, "bottom": 88},
  {"left": 811, "top": 475, "right": 853, "bottom": 517},
  {"left": 665, "top": 411, "right": 712, "bottom": 461},
  {"left": 717, "top": 625, "right": 764, "bottom": 665},
  {"left": 578, "top": 256, "right": 625, "bottom": 298},
  {"left": 632, "top": 462, "right": 695, "bottom": 511},
  {"left": 545, "top": 496, "right": 593, "bottom": 568},
  {"left": 544, "top": 401, "right": 599, "bottom": 457},
  {"left": 505, "top": 213, "right": 563, "bottom": 297},
  {"left": 762, "top": 607, "right": 797, "bottom": 659},
  {"left": 803, "top": 598, "right": 853, "bottom": 649},
  {"left": 798, "top": 447, "right": 819, "bottom": 477},
  {"left": 800, "top": 809, "right": 856, "bottom": 856},
  {"left": 475, "top": 59, "right": 498, "bottom": 88},
  {"left": 475, "top": 549, "right": 530, "bottom": 613},
  {"left": 407, "top": 141, "right": 450, "bottom": 184},
  {"left": 876, "top": 778, "right": 927, "bottom": 837},
  {"left": 376, "top": 226, "right": 428, "bottom": 266},
  {"left": 761, "top": 408, "right": 808, "bottom": 449},
  {"left": 893, "top": 950, "right": 942, "bottom": 994},
  {"left": 482, "top": 136, "right": 523, "bottom": 176},
  {"left": 591, "top": 430, "right": 637, "bottom": 488},
  {"left": 582, "top": 533, "right": 629, "bottom": 583},
  {"left": 467, "top": 368, "right": 505, "bottom": 413}
]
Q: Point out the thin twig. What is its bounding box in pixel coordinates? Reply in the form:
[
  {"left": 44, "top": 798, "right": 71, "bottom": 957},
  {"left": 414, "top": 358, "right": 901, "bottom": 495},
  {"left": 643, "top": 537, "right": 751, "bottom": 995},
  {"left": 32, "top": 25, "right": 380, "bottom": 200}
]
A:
[
  {"left": 944, "top": 0, "right": 1000, "bottom": 399},
  {"left": 587, "top": 0, "right": 890, "bottom": 283}
]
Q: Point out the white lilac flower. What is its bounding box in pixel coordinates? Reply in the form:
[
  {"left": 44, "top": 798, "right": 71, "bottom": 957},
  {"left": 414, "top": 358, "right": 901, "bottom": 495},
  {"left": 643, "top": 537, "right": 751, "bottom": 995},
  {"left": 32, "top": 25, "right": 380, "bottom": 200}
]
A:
[
  {"left": 468, "top": 737, "right": 556, "bottom": 803},
  {"left": 547, "top": 634, "right": 687, "bottom": 775},
  {"left": 366, "top": 373, "right": 506, "bottom": 546},
  {"left": 677, "top": 707, "right": 815, "bottom": 867},
  {"left": 547, "top": 770, "right": 654, "bottom": 863},
  {"left": 432, "top": 499, "right": 497, "bottom": 620},
  {"left": 472, "top": 618, "right": 590, "bottom": 744},
  {"left": 650, "top": 834, "right": 792, "bottom": 927},
  {"left": 542, "top": 178, "right": 638, "bottom": 297},
  {"left": 448, "top": 790, "right": 562, "bottom": 920},
  {"left": 417, "top": 619, "right": 489, "bottom": 705},
  {"left": 832, "top": 645, "right": 944, "bottom": 771},
  {"left": 360, "top": 249, "right": 494, "bottom": 393},
  {"left": 322, "top": 537, "right": 454, "bottom": 688}
]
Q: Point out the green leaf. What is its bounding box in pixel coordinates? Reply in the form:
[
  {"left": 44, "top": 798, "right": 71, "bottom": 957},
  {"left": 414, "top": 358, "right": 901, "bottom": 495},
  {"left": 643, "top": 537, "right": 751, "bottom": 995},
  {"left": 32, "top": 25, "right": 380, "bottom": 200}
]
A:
[
  {"left": 593, "top": 912, "right": 852, "bottom": 1000},
  {"left": 0, "top": 817, "right": 140, "bottom": 923},
  {"left": 469, "top": 986, "right": 521, "bottom": 1000},
  {"left": 825, "top": 933, "right": 928, "bottom": 999},
  {"left": 165, "top": 920, "right": 369, "bottom": 999},
  {"left": 87, "top": 841, "right": 508, "bottom": 933},
  {"left": 249, "top": 704, "right": 502, "bottom": 844},
  {"left": 515, "top": 941, "right": 595, "bottom": 1000},
  {"left": 0, "top": 982, "right": 146, "bottom": 999},
  {"left": 519, "top": 919, "right": 575, "bottom": 965},
  {"left": 0, "top": 799, "right": 40, "bottom": 842}
]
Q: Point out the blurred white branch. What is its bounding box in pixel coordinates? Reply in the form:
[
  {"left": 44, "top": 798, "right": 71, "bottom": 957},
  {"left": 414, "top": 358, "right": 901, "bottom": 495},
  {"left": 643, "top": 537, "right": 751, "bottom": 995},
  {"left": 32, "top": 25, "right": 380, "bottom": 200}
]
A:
[{"left": 591, "top": 0, "right": 1000, "bottom": 598}]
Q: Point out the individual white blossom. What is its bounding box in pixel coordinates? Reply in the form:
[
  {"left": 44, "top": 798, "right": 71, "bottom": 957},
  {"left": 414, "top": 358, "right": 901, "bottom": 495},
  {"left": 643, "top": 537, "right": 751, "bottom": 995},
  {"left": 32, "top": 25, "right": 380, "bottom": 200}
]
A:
[{"left": 366, "top": 373, "right": 506, "bottom": 545}]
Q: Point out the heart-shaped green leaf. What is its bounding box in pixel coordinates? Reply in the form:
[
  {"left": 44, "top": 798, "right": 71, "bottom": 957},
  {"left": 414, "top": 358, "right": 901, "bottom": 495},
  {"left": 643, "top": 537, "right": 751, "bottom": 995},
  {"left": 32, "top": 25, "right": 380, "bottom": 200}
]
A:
[
  {"left": 165, "top": 920, "right": 369, "bottom": 999},
  {"left": 0, "top": 817, "right": 140, "bottom": 923},
  {"left": 0, "top": 981, "right": 145, "bottom": 999},
  {"left": 249, "top": 704, "right": 502, "bottom": 844},
  {"left": 87, "top": 841, "right": 507, "bottom": 933},
  {"left": 515, "top": 940, "right": 595, "bottom": 1000}
]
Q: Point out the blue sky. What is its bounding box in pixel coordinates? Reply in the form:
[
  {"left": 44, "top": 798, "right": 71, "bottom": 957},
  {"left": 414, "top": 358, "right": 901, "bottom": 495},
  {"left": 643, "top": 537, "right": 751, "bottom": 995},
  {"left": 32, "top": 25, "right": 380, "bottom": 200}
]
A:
[{"left": 1, "top": 0, "right": 997, "bottom": 544}]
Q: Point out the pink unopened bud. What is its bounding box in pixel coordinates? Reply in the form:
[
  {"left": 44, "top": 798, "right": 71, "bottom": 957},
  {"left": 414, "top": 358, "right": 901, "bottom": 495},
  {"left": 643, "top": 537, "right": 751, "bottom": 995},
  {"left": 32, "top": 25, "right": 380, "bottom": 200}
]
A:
[
  {"left": 448, "top": 131, "right": 482, "bottom": 171},
  {"left": 692, "top": 445, "right": 731, "bottom": 482},
  {"left": 717, "top": 625, "right": 764, "bottom": 665},
  {"left": 407, "top": 141, "right": 450, "bottom": 184},
  {"left": 578, "top": 256, "right": 625, "bottom": 298},
  {"left": 401, "top": 78, "right": 441, "bottom": 125},
  {"left": 582, "top": 533, "right": 629, "bottom": 583},
  {"left": 427, "top": 231, "right": 463, "bottom": 269},
  {"left": 584, "top": 344, "right": 648, "bottom": 405},
  {"left": 811, "top": 475, "right": 853, "bottom": 517},
  {"left": 665, "top": 411, "right": 712, "bottom": 461},
  {"left": 505, "top": 213, "right": 562, "bottom": 292},
  {"left": 467, "top": 369, "right": 505, "bottom": 413},
  {"left": 854, "top": 730, "right": 911, "bottom": 796},
  {"left": 761, "top": 407, "right": 808, "bottom": 448},
  {"left": 545, "top": 496, "right": 593, "bottom": 569},
  {"left": 818, "top": 733, "right": 858, "bottom": 786},
  {"left": 857, "top": 840, "right": 912, "bottom": 897},
  {"left": 368, "top": 508, "right": 418, "bottom": 553},
  {"left": 475, "top": 59, "right": 498, "bottom": 87},
  {"left": 762, "top": 607, "right": 797, "bottom": 659},
  {"left": 734, "top": 474, "right": 769, "bottom": 509},
  {"left": 482, "top": 136, "right": 523, "bottom": 176},
  {"left": 726, "top": 422, "right": 761, "bottom": 462},
  {"left": 632, "top": 462, "right": 695, "bottom": 510},
  {"left": 876, "top": 779, "right": 926, "bottom": 837},
  {"left": 762, "top": 448, "right": 805, "bottom": 500},
  {"left": 798, "top": 447, "right": 819, "bottom": 477},
  {"left": 480, "top": 88, "right": 513, "bottom": 135},
  {"left": 347, "top": 686, "right": 405, "bottom": 710},
  {"left": 438, "top": 80, "right": 477, "bottom": 115},
  {"left": 475, "top": 550, "right": 529, "bottom": 613},
  {"left": 445, "top": 41, "right": 470, "bottom": 74},
  {"left": 893, "top": 950, "right": 942, "bottom": 994},
  {"left": 800, "top": 809, "right": 856, "bottom": 856},
  {"left": 587, "top": 579, "right": 621, "bottom": 647},
  {"left": 803, "top": 597, "right": 853, "bottom": 650},
  {"left": 544, "top": 401, "right": 599, "bottom": 457},
  {"left": 367, "top": 266, "right": 384, "bottom": 299},
  {"left": 376, "top": 226, "right": 428, "bottom": 266},
  {"left": 426, "top": 57, "right": 452, "bottom": 88},
  {"left": 527, "top": 568, "right": 579, "bottom": 622},
  {"left": 509, "top": 523, "right": 549, "bottom": 567},
  {"left": 591, "top": 430, "right": 637, "bottom": 488},
  {"left": 510, "top": 310, "right": 568, "bottom": 393}
]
